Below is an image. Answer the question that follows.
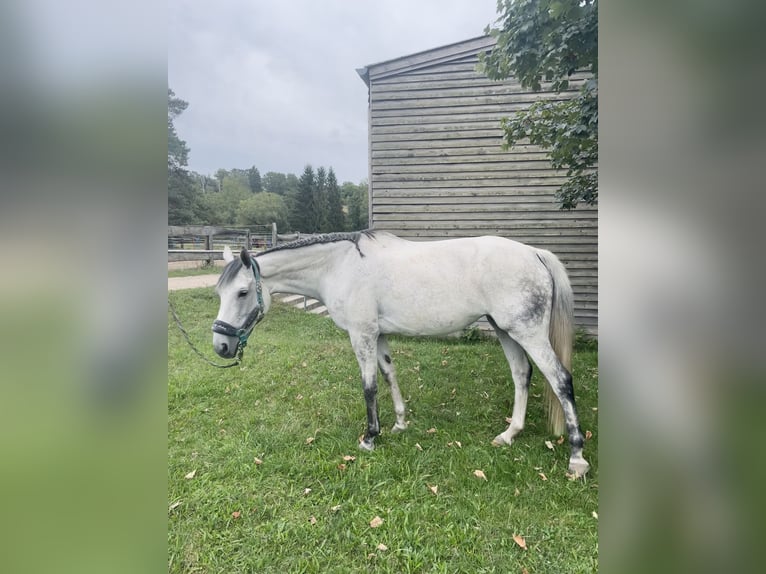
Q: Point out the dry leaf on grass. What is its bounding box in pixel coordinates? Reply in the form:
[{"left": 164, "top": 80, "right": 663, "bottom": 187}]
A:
[
  {"left": 303, "top": 488, "right": 312, "bottom": 495},
  {"left": 184, "top": 469, "right": 196, "bottom": 480},
  {"left": 556, "top": 435, "right": 566, "bottom": 445},
  {"left": 415, "top": 443, "right": 423, "bottom": 451},
  {"left": 585, "top": 430, "right": 593, "bottom": 440},
  {"left": 305, "top": 436, "right": 315, "bottom": 445},
  {"left": 342, "top": 455, "right": 356, "bottom": 462},
  {"left": 231, "top": 511, "right": 241, "bottom": 519},
  {"left": 473, "top": 469, "right": 487, "bottom": 480},
  {"left": 428, "top": 484, "right": 438, "bottom": 495},
  {"left": 331, "top": 504, "right": 342, "bottom": 512},
  {"left": 369, "top": 516, "right": 384, "bottom": 528},
  {"left": 377, "top": 543, "right": 388, "bottom": 551},
  {"left": 512, "top": 534, "right": 527, "bottom": 550},
  {"left": 168, "top": 500, "right": 182, "bottom": 512},
  {"left": 337, "top": 463, "right": 347, "bottom": 471},
  {"left": 426, "top": 427, "right": 437, "bottom": 434},
  {"left": 592, "top": 511, "right": 598, "bottom": 519},
  {"left": 538, "top": 472, "right": 548, "bottom": 481},
  {"left": 544, "top": 440, "right": 555, "bottom": 450},
  {"left": 254, "top": 457, "right": 263, "bottom": 465},
  {"left": 514, "top": 487, "right": 520, "bottom": 497},
  {"left": 309, "top": 516, "right": 317, "bottom": 525}
]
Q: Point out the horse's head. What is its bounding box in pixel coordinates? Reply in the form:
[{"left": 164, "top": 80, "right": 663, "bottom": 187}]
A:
[{"left": 212, "top": 246, "right": 271, "bottom": 358}]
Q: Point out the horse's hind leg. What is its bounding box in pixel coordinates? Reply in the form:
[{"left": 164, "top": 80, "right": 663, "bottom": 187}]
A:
[
  {"left": 515, "top": 332, "right": 589, "bottom": 477},
  {"left": 487, "top": 316, "right": 532, "bottom": 447},
  {"left": 377, "top": 335, "right": 407, "bottom": 433}
]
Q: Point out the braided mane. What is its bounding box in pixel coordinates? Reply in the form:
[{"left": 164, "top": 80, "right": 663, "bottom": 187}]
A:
[{"left": 259, "top": 230, "right": 377, "bottom": 257}]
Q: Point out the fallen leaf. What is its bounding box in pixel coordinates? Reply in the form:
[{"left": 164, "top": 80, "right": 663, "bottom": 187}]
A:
[
  {"left": 592, "top": 511, "right": 598, "bottom": 519},
  {"left": 168, "top": 500, "right": 182, "bottom": 512},
  {"left": 522, "top": 568, "right": 530, "bottom": 574},
  {"left": 184, "top": 469, "right": 196, "bottom": 480},
  {"left": 331, "top": 504, "right": 341, "bottom": 512},
  {"left": 377, "top": 543, "right": 388, "bottom": 551},
  {"left": 585, "top": 430, "right": 593, "bottom": 440},
  {"left": 296, "top": 394, "right": 303, "bottom": 400},
  {"left": 415, "top": 443, "right": 423, "bottom": 451},
  {"left": 512, "top": 534, "right": 527, "bottom": 550},
  {"left": 426, "top": 427, "right": 437, "bottom": 434},
  {"left": 556, "top": 435, "right": 566, "bottom": 445},
  {"left": 538, "top": 472, "right": 548, "bottom": 481},
  {"left": 473, "top": 469, "right": 487, "bottom": 480},
  {"left": 337, "top": 463, "right": 347, "bottom": 471},
  {"left": 231, "top": 511, "right": 241, "bottom": 519},
  {"left": 303, "top": 488, "right": 312, "bottom": 495},
  {"left": 514, "top": 487, "right": 520, "bottom": 497},
  {"left": 301, "top": 361, "right": 307, "bottom": 367},
  {"left": 254, "top": 457, "right": 263, "bottom": 465},
  {"left": 428, "top": 484, "right": 438, "bottom": 495},
  {"left": 305, "top": 436, "right": 315, "bottom": 445},
  {"left": 309, "top": 516, "right": 317, "bottom": 525},
  {"left": 369, "top": 516, "right": 384, "bottom": 528},
  {"left": 544, "top": 440, "right": 555, "bottom": 450},
  {"left": 342, "top": 455, "right": 357, "bottom": 462}
]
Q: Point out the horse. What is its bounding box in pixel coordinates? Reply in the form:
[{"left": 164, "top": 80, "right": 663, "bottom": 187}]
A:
[{"left": 212, "top": 230, "right": 590, "bottom": 477}]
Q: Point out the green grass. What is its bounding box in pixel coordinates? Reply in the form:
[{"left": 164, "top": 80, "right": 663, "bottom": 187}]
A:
[
  {"left": 169, "top": 265, "right": 223, "bottom": 278},
  {"left": 168, "top": 288, "right": 598, "bottom": 573}
]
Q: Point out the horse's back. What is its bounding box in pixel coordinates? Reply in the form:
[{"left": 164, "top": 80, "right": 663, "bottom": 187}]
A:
[{"left": 355, "top": 233, "right": 550, "bottom": 336}]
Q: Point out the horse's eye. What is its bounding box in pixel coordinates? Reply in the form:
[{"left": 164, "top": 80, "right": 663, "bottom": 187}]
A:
[{"left": 238, "top": 290, "right": 248, "bottom": 298}]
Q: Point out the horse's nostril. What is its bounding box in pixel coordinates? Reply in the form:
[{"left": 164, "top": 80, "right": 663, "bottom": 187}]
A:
[{"left": 220, "top": 342, "right": 228, "bottom": 354}]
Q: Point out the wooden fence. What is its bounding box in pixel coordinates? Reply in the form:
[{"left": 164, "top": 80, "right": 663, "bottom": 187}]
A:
[{"left": 168, "top": 224, "right": 277, "bottom": 262}]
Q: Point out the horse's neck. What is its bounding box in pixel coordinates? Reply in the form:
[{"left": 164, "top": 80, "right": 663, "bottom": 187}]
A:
[{"left": 257, "top": 243, "right": 346, "bottom": 299}]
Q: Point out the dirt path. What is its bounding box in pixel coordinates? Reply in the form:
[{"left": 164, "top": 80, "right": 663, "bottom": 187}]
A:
[{"left": 168, "top": 274, "right": 219, "bottom": 291}]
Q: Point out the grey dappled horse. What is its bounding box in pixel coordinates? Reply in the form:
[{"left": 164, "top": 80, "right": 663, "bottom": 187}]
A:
[{"left": 212, "top": 231, "right": 589, "bottom": 477}]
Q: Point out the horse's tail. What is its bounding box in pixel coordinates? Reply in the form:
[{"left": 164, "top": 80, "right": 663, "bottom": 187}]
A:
[{"left": 535, "top": 248, "right": 574, "bottom": 437}]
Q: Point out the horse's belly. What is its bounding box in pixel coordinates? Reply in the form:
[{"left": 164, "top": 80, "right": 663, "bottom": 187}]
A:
[{"left": 377, "top": 308, "right": 482, "bottom": 337}]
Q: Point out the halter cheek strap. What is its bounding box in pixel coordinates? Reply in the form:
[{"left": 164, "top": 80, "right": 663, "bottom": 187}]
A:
[{"left": 211, "top": 257, "right": 265, "bottom": 351}]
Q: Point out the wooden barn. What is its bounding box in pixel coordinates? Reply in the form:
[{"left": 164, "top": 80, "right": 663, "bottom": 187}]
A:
[{"left": 357, "top": 36, "right": 597, "bottom": 334}]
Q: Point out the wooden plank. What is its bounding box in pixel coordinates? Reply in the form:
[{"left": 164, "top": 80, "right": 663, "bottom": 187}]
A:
[
  {"left": 372, "top": 186, "right": 564, "bottom": 197},
  {"left": 374, "top": 69, "right": 592, "bottom": 86},
  {"left": 372, "top": 161, "right": 562, "bottom": 174},
  {"left": 371, "top": 92, "right": 573, "bottom": 111},
  {"left": 371, "top": 102, "right": 537, "bottom": 119},
  {"left": 366, "top": 36, "right": 495, "bottom": 80},
  {"left": 372, "top": 138, "right": 508, "bottom": 151},
  {"left": 373, "top": 177, "right": 571, "bottom": 188},
  {"left": 371, "top": 81, "right": 586, "bottom": 102},
  {"left": 168, "top": 225, "right": 249, "bottom": 236}
]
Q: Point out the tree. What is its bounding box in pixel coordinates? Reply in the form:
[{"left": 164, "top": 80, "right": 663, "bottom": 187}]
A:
[
  {"left": 199, "top": 176, "right": 250, "bottom": 225},
  {"left": 480, "top": 0, "right": 598, "bottom": 209},
  {"left": 237, "top": 192, "right": 288, "bottom": 230},
  {"left": 343, "top": 180, "right": 369, "bottom": 231},
  {"left": 313, "top": 167, "right": 328, "bottom": 232},
  {"left": 325, "top": 168, "right": 345, "bottom": 231},
  {"left": 291, "top": 165, "right": 315, "bottom": 232},
  {"left": 247, "top": 166, "right": 262, "bottom": 193},
  {"left": 168, "top": 89, "right": 200, "bottom": 224}
]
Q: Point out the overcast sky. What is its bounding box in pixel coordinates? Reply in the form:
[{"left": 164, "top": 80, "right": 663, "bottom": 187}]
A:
[{"left": 168, "top": 0, "right": 500, "bottom": 184}]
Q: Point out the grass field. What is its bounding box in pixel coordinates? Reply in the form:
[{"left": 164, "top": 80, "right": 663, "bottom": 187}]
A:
[
  {"left": 169, "top": 265, "right": 223, "bottom": 278},
  {"left": 168, "top": 288, "right": 598, "bottom": 573}
]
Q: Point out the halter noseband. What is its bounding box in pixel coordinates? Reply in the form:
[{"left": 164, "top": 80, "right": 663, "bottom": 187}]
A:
[{"left": 211, "top": 256, "right": 265, "bottom": 356}]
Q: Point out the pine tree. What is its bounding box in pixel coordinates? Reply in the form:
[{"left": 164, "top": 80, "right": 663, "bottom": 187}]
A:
[
  {"left": 325, "top": 168, "right": 345, "bottom": 232},
  {"left": 291, "top": 165, "right": 315, "bottom": 233},
  {"left": 313, "top": 167, "right": 328, "bottom": 232},
  {"left": 247, "top": 166, "right": 262, "bottom": 193}
]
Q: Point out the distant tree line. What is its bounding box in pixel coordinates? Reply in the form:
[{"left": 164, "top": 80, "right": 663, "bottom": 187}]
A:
[{"left": 168, "top": 89, "right": 369, "bottom": 232}]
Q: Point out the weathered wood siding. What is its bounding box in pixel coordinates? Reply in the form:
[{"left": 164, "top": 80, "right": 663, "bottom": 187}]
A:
[{"left": 359, "top": 37, "right": 597, "bottom": 333}]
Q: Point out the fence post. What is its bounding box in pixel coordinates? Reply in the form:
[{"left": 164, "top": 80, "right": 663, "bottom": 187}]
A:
[
  {"left": 271, "top": 222, "right": 277, "bottom": 247},
  {"left": 205, "top": 234, "right": 213, "bottom": 265}
]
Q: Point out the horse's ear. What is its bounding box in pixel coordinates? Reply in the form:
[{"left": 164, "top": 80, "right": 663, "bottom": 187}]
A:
[
  {"left": 222, "top": 245, "right": 234, "bottom": 263},
  {"left": 240, "top": 247, "right": 251, "bottom": 268}
]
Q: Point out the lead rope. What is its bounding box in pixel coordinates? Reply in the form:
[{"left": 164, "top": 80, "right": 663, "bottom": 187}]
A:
[{"left": 168, "top": 299, "right": 244, "bottom": 369}]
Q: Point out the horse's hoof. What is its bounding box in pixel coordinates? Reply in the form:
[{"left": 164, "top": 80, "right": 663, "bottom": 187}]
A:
[
  {"left": 358, "top": 439, "right": 375, "bottom": 452},
  {"left": 390, "top": 422, "right": 408, "bottom": 434},
  {"left": 491, "top": 434, "right": 512, "bottom": 447},
  {"left": 567, "top": 457, "right": 590, "bottom": 478}
]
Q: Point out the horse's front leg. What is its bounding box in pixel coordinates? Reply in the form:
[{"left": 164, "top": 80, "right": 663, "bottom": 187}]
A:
[{"left": 350, "top": 329, "right": 380, "bottom": 451}]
